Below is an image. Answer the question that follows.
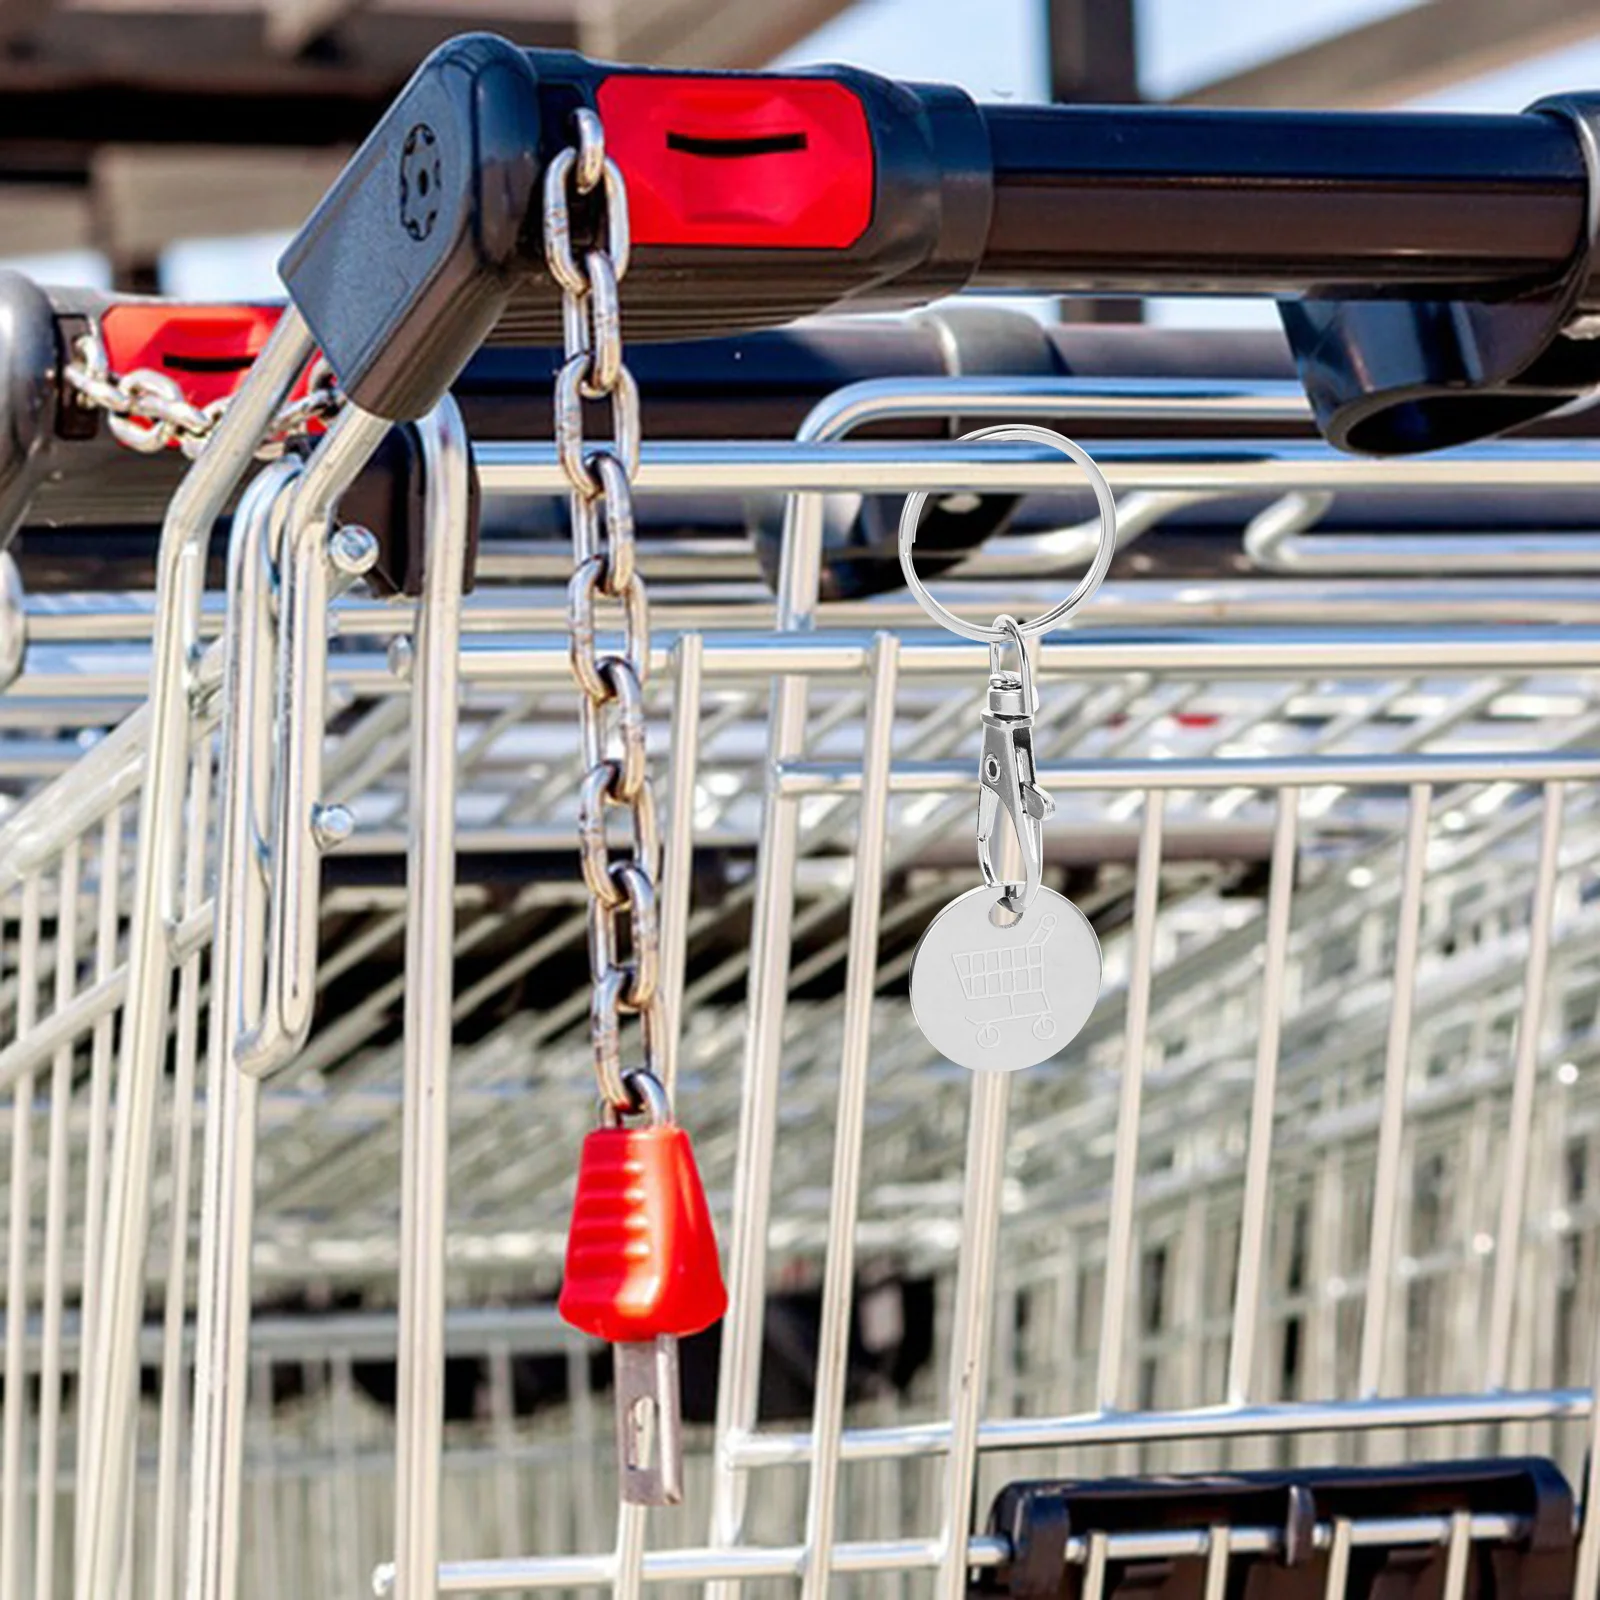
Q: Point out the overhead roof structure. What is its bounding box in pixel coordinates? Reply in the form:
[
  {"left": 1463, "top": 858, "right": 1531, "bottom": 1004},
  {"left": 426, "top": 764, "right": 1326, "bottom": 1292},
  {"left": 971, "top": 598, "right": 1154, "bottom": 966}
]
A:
[
  {"left": 1175, "top": 0, "right": 1600, "bottom": 108},
  {"left": 8, "top": 0, "right": 1600, "bottom": 286},
  {"left": 0, "top": 0, "right": 854, "bottom": 281}
]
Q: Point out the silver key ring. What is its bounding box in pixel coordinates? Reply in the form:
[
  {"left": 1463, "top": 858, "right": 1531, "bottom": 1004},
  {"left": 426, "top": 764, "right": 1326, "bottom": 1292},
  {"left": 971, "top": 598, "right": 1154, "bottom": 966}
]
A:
[{"left": 898, "top": 423, "right": 1118, "bottom": 643}]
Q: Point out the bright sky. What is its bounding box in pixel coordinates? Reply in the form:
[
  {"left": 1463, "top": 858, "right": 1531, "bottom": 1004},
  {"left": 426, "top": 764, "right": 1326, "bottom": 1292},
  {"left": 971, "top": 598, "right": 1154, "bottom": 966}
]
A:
[{"left": 16, "top": 0, "right": 1600, "bottom": 321}]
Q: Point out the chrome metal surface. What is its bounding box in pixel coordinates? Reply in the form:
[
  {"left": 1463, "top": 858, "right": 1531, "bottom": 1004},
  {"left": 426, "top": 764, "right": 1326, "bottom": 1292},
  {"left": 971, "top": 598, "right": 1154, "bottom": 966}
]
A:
[
  {"left": 974, "top": 616, "right": 1056, "bottom": 916},
  {"left": 613, "top": 1337, "right": 684, "bottom": 1507},
  {"left": 546, "top": 105, "right": 661, "bottom": 1121},
  {"left": 183, "top": 455, "right": 298, "bottom": 1600},
  {"left": 234, "top": 404, "right": 393, "bottom": 1076},
  {"left": 545, "top": 105, "right": 686, "bottom": 1523},
  {"left": 909, "top": 884, "right": 1101, "bottom": 1072},
  {"left": 391, "top": 396, "right": 471, "bottom": 1600},
  {"left": 474, "top": 434, "right": 1600, "bottom": 495},
  {"left": 9, "top": 368, "right": 1600, "bottom": 1599},
  {"left": 1246, "top": 488, "right": 1600, "bottom": 574},
  {"left": 72, "top": 307, "right": 312, "bottom": 1600},
  {"left": 0, "top": 555, "right": 21, "bottom": 694}
]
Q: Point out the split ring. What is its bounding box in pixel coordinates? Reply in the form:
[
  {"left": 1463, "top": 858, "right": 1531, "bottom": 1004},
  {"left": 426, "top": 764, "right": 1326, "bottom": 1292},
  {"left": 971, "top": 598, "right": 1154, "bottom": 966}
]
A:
[{"left": 898, "top": 423, "right": 1118, "bottom": 643}]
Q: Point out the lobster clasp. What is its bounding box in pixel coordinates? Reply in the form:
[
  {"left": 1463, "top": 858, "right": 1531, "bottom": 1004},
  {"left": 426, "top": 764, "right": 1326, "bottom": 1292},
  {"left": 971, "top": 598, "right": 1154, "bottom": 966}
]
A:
[{"left": 976, "top": 628, "right": 1054, "bottom": 920}]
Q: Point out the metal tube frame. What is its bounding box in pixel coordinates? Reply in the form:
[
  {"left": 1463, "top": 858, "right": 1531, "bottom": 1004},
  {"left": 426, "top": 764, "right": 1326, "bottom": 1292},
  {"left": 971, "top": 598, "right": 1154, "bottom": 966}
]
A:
[
  {"left": 181, "top": 400, "right": 455, "bottom": 1600},
  {"left": 8, "top": 370, "right": 1600, "bottom": 1596},
  {"left": 183, "top": 454, "right": 299, "bottom": 1600},
  {"left": 390, "top": 396, "right": 471, "bottom": 1600},
  {"left": 73, "top": 309, "right": 314, "bottom": 1600}
]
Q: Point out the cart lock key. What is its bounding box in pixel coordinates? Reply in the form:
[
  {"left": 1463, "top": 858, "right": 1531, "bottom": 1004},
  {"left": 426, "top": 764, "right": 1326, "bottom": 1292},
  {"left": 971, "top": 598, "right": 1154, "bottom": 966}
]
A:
[{"left": 559, "top": 1071, "right": 727, "bottom": 1504}]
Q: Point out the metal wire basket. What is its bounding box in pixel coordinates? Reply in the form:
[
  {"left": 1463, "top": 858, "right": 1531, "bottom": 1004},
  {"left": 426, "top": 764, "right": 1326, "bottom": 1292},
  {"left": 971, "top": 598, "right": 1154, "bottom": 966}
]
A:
[{"left": 6, "top": 325, "right": 1600, "bottom": 1600}]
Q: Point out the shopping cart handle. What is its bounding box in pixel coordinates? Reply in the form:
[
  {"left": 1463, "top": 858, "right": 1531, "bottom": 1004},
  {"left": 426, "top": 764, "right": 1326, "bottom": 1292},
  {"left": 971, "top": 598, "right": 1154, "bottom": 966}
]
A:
[{"left": 280, "top": 36, "right": 1600, "bottom": 447}]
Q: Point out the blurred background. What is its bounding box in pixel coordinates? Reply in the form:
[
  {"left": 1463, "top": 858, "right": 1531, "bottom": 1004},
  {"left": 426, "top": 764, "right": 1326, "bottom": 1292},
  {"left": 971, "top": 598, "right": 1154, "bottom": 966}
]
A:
[{"left": 8, "top": 0, "right": 1600, "bottom": 323}]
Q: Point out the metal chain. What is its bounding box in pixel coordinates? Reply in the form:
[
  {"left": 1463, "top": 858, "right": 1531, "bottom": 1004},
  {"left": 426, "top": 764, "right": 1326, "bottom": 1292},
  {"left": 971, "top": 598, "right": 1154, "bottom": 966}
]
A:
[
  {"left": 63, "top": 329, "right": 344, "bottom": 461},
  {"left": 546, "top": 108, "right": 664, "bottom": 1113}
]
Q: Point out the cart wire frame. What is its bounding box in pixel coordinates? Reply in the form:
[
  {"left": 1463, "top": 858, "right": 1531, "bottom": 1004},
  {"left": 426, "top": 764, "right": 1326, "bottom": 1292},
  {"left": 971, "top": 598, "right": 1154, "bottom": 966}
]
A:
[{"left": 5, "top": 368, "right": 1600, "bottom": 1600}]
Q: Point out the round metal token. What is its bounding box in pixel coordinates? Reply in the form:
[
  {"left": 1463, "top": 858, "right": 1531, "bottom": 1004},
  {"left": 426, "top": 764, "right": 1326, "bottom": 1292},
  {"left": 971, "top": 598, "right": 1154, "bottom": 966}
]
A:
[{"left": 909, "top": 885, "right": 1101, "bottom": 1073}]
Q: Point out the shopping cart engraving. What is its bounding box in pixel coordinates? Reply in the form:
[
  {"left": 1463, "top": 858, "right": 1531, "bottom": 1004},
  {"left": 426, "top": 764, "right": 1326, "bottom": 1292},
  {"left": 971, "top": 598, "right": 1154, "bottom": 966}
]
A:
[
  {"left": 954, "top": 912, "right": 1059, "bottom": 1048},
  {"left": 911, "top": 884, "right": 1101, "bottom": 1072}
]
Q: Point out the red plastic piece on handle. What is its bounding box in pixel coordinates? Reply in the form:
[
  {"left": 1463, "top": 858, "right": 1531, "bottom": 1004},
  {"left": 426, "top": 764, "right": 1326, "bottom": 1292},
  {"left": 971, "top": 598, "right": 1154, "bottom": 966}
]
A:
[
  {"left": 559, "top": 1123, "right": 728, "bottom": 1343},
  {"left": 596, "top": 74, "right": 874, "bottom": 250},
  {"left": 99, "top": 304, "right": 323, "bottom": 444}
]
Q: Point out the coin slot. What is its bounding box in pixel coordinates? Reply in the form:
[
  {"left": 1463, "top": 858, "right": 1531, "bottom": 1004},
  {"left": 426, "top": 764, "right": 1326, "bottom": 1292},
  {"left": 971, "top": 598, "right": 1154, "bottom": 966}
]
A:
[
  {"left": 160, "top": 353, "right": 255, "bottom": 373},
  {"left": 665, "top": 131, "right": 809, "bottom": 159}
]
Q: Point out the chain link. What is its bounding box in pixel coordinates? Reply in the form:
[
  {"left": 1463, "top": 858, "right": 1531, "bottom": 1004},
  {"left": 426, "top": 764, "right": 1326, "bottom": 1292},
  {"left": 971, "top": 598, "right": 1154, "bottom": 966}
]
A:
[
  {"left": 547, "top": 107, "right": 664, "bottom": 1112},
  {"left": 63, "top": 330, "right": 344, "bottom": 461}
]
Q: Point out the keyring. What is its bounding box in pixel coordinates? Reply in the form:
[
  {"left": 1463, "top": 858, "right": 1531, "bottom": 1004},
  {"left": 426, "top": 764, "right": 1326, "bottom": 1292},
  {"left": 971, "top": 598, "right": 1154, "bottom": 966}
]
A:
[
  {"left": 903, "top": 424, "right": 1108, "bottom": 1075},
  {"left": 898, "top": 423, "right": 1118, "bottom": 643}
]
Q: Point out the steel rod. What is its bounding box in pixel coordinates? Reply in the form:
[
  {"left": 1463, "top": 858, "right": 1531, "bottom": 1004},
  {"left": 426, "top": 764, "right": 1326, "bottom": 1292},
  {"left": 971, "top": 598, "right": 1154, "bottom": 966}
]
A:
[
  {"left": 74, "top": 307, "right": 313, "bottom": 1600},
  {"left": 391, "top": 396, "right": 470, "bottom": 1600}
]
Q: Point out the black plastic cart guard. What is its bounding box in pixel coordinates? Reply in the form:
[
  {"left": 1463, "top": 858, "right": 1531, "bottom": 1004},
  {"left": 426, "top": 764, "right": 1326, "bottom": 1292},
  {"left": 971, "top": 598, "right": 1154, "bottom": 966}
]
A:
[
  {"left": 278, "top": 34, "right": 1600, "bottom": 452},
  {"left": 974, "top": 1460, "right": 1575, "bottom": 1600}
]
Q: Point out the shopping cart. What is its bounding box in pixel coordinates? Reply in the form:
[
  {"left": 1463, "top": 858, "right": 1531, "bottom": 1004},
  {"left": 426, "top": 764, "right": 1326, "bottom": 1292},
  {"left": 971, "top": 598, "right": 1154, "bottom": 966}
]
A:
[
  {"left": 12, "top": 35, "right": 1600, "bottom": 1600},
  {"left": 955, "top": 917, "right": 1059, "bottom": 1050}
]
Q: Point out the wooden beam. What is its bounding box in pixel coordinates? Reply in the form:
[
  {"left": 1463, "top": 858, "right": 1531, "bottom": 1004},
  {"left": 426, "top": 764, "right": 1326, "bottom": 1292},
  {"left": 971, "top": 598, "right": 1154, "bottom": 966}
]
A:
[
  {"left": 267, "top": 0, "right": 572, "bottom": 58},
  {"left": 593, "top": 0, "right": 859, "bottom": 69},
  {"left": 266, "top": 0, "right": 372, "bottom": 57},
  {"left": 1177, "top": 0, "right": 1600, "bottom": 109},
  {"left": 1049, "top": 0, "right": 1141, "bottom": 324},
  {"left": 0, "top": 3, "right": 581, "bottom": 183},
  {"left": 0, "top": 0, "right": 56, "bottom": 50},
  {"left": 6, "top": 2, "right": 576, "bottom": 97},
  {"left": 90, "top": 146, "right": 351, "bottom": 260},
  {"left": 0, "top": 184, "right": 88, "bottom": 255}
]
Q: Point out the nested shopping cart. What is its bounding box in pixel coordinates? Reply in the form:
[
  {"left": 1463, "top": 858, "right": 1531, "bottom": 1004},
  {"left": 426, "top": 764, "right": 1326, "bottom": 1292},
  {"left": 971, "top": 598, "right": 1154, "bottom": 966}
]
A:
[{"left": 13, "top": 33, "right": 1600, "bottom": 1600}]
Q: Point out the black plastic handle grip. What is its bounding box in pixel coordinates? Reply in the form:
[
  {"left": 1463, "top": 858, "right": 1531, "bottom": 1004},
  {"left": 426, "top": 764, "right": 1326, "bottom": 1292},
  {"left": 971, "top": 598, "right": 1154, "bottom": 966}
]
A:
[
  {"left": 277, "top": 33, "right": 1599, "bottom": 431},
  {"left": 279, "top": 36, "right": 543, "bottom": 425},
  {"left": 978, "top": 101, "right": 1587, "bottom": 297}
]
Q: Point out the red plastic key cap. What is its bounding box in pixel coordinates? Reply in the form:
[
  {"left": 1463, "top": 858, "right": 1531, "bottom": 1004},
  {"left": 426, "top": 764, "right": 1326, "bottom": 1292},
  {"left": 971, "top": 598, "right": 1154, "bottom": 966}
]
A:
[{"left": 559, "top": 1121, "right": 728, "bottom": 1343}]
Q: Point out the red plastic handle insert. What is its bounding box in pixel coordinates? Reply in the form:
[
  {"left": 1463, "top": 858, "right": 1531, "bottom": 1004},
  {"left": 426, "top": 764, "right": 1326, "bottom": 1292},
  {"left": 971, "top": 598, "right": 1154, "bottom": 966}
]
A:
[
  {"left": 100, "top": 304, "right": 311, "bottom": 409},
  {"left": 597, "top": 74, "right": 875, "bottom": 250}
]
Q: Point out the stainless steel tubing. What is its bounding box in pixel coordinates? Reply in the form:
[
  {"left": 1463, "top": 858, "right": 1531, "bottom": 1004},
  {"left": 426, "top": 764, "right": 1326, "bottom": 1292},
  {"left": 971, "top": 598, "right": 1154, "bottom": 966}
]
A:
[
  {"left": 235, "top": 405, "right": 394, "bottom": 1076},
  {"left": 183, "top": 458, "right": 298, "bottom": 1600},
  {"left": 474, "top": 437, "right": 1600, "bottom": 497},
  {"left": 1245, "top": 489, "right": 1600, "bottom": 574},
  {"left": 391, "top": 396, "right": 471, "bottom": 1600},
  {"left": 73, "top": 307, "right": 313, "bottom": 1600},
  {"left": 188, "top": 403, "right": 394, "bottom": 1600}
]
